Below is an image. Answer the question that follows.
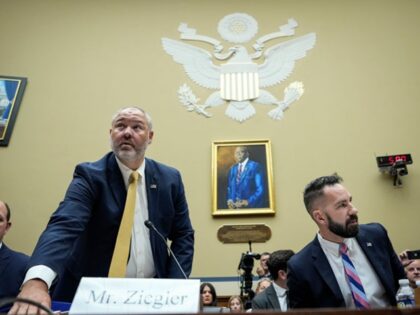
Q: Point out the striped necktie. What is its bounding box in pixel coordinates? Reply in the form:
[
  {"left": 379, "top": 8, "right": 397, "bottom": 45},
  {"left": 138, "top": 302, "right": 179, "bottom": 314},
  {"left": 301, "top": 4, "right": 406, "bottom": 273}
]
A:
[
  {"left": 236, "top": 164, "right": 243, "bottom": 183},
  {"left": 340, "top": 243, "right": 370, "bottom": 309},
  {"left": 108, "top": 171, "right": 139, "bottom": 277}
]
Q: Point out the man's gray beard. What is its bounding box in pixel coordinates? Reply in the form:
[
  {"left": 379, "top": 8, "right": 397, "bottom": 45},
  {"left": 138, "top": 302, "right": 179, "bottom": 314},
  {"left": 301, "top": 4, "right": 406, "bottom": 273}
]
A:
[
  {"left": 111, "top": 143, "right": 141, "bottom": 163},
  {"left": 116, "top": 150, "right": 137, "bottom": 161}
]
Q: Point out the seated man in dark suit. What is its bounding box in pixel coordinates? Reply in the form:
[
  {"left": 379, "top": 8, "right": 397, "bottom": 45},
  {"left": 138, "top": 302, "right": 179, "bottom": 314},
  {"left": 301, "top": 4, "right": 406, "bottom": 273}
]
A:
[
  {"left": 252, "top": 249, "right": 294, "bottom": 311},
  {"left": 288, "top": 174, "right": 405, "bottom": 309},
  {"left": 0, "top": 200, "right": 30, "bottom": 299}
]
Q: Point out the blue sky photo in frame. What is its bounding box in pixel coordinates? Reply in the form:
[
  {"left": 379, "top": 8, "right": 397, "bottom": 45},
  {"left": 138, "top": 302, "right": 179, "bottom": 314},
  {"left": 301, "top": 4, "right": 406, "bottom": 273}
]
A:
[{"left": 0, "top": 76, "right": 27, "bottom": 146}]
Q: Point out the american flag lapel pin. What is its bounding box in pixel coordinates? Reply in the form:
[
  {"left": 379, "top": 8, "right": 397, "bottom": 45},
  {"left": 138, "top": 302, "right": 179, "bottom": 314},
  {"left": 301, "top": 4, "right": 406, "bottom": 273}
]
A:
[{"left": 366, "top": 242, "right": 373, "bottom": 247}]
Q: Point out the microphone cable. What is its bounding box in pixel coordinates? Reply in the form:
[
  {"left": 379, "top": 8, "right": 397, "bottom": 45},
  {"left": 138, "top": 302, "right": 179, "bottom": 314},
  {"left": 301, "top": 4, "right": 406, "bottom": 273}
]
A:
[{"left": 0, "top": 297, "right": 54, "bottom": 315}]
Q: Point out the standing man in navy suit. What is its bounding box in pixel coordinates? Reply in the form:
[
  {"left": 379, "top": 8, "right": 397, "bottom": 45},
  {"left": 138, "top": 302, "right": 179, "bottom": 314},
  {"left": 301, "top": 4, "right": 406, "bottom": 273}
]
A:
[
  {"left": 0, "top": 200, "right": 30, "bottom": 299},
  {"left": 227, "top": 146, "right": 266, "bottom": 209},
  {"left": 10, "top": 107, "right": 194, "bottom": 314},
  {"left": 287, "top": 174, "right": 405, "bottom": 309}
]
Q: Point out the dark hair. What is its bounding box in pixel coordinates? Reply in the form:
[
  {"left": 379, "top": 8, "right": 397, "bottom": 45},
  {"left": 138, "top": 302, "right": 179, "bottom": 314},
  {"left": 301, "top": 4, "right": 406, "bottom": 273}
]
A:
[
  {"left": 303, "top": 174, "right": 343, "bottom": 213},
  {"left": 260, "top": 251, "right": 270, "bottom": 257},
  {"left": 267, "top": 250, "right": 295, "bottom": 280},
  {"left": 2, "top": 202, "right": 11, "bottom": 221},
  {"left": 200, "top": 282, "right": 218, "bottom": 306}
]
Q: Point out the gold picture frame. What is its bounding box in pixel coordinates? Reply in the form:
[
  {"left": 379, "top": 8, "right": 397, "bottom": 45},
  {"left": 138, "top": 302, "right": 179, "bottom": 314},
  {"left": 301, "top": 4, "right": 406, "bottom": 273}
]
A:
[{"left": 212, "top": 139, "right": 275, "bottom": 216}]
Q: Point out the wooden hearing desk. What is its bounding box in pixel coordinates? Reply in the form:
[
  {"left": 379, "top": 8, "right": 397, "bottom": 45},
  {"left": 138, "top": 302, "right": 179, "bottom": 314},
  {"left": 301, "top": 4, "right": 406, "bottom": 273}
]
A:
[
  {"left": 224, "top": 308, "right": 420, "bottom": 315},
  {"left": 2, "top": 307, "right": 420, "bottom": 315}
]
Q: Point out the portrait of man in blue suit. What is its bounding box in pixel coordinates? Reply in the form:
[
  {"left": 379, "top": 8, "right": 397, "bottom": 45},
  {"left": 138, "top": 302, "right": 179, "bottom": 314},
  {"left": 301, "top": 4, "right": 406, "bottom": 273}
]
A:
[{"left": 226, "top": 146, "right": 268, "bottom": 209}]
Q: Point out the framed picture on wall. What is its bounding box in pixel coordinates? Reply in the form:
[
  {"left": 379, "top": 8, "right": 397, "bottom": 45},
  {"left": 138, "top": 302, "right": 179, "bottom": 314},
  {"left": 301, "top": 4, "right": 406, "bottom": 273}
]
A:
[
  {"left": 0, "top": 75, "right": 27, "bottom": 146},
  {"left": 212, "top": 139, "right": 275, "bottom": 216}
]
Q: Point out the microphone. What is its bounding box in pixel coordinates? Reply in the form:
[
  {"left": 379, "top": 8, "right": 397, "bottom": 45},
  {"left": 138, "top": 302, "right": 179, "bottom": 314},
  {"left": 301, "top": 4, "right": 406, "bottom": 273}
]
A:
[{"left": 144, "top": 220, "right": 188, "bottom": 280}]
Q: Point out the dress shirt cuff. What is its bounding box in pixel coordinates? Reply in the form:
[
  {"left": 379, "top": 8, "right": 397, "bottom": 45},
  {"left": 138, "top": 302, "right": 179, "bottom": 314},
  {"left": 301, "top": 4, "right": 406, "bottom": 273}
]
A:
[{"left": 23, "top": 265, "right": 57, "bottom": 290}]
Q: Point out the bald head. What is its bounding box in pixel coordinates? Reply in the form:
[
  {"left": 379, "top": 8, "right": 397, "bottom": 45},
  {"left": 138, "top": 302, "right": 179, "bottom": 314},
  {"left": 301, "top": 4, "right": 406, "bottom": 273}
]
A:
[{"left": 111, "top": 107, "right": 153, "bottom": 130}]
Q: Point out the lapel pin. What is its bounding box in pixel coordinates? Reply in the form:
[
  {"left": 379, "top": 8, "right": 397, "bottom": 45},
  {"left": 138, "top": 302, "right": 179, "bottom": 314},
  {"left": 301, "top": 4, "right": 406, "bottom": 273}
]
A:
[
  {"left": 366, "top": 242, "right": 372, "bottom": 247},
  {"left": 150, "top": 184, "right": 157, "bottom": 189}
]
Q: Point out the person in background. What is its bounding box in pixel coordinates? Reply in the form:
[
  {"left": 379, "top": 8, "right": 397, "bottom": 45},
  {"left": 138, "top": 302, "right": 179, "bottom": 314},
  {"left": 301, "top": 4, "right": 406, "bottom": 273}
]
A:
[
  {"left": 0, "top": 200, "right": 30, "bottom": 300},
  {"left": 406, "top": 260, "right": 420, "bottom": 289},
  {"left": 200, "top": 282, "right": 218, "bottom": 307},
  {"left": 288, "top": 174, "right": 405, "bottom": 309},
  {"left": 255, "top": 278, "right": 272, "bottom": 295},
  {"left": 400, "top": 250, "right": 420, "bottom": 288},
  {"left": 10, "top": 107, "right": 194, "bottom": 314},
  {"left": 228, "top": 295, "right": 244, "bottom": 313},
  {"left": 252, "top": 250, "right": 294, "bottom": 311},
  {"left": 256, "top": 252, "right": 271, "bottom": 278}
]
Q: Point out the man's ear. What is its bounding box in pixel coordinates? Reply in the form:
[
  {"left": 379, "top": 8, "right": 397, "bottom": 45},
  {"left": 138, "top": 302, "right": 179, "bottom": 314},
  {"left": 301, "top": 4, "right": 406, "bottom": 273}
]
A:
[
  {"left": 312, "top": 209, "right": 326, "bottom": 225},
  {"left": 278, "top": 270, "right": 287, "bottom": 281},
  {"left": 148, "top": 131, "right": 154, "bottom": 144},
  {"left": 4, "top": 221, "right": 11, "bottom": 235}
]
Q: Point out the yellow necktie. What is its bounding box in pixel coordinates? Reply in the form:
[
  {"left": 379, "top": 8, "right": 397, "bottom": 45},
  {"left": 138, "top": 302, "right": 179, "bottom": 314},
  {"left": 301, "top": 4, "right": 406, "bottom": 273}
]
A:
[{"left": 108, "top": 171, "right": 139, "bottom": 277}]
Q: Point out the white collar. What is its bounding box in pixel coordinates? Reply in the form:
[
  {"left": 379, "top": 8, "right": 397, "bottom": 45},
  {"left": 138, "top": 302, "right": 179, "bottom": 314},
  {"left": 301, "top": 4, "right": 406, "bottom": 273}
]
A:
[
  {"left": 239, "top": 157, "right": 249, "bottom": 167},
  {"left": 317, "top": 233, "right": 356, "bottom": 257},
  {"left": 272, "top": 281, "right": 287, "bottom": 297},
  {"left": 115, "top": 156, "right": 145, "bottom": 187}
]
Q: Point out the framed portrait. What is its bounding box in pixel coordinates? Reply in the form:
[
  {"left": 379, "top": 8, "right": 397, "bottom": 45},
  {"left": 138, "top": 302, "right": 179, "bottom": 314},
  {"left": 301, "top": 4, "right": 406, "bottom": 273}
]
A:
[
  {"left": 0, "top": 75, "right": 27, "bottom": 146},
  {"left": 212, "top": 139, "right": 275, "bottom": 216}
]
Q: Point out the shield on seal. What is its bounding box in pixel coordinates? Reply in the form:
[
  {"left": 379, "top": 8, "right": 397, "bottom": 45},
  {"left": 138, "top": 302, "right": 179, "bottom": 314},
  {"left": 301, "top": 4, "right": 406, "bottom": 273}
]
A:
[{"left": 220, "top": 62, "right": 259, "bottom": 101}]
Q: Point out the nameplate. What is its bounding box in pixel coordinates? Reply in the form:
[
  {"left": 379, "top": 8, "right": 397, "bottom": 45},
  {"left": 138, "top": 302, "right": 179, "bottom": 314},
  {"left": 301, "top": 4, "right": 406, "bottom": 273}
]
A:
[{"left": 69, "top": 277, "right": 200, "bottom": 314}]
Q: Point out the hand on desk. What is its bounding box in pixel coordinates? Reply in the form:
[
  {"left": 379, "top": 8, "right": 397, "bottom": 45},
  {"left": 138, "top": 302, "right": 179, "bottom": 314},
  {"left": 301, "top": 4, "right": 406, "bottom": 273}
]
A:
[{"left": 8, "top": 279, "right": 52, "bottom": 315}]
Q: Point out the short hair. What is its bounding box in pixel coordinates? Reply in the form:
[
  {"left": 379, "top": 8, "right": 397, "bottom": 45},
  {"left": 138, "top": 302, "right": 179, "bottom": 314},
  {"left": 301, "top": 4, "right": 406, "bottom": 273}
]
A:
[
  {"left": 111, "top": 107, "right": 153, "bottom": 130},
  {"left": 303, "top": 174, "right": 343, "bottom": 214},
  {"left": 200, "top": 282, "right": 218, "bottom": 306},
  {"left": 260, "top": 251, "right": 270, "bottom": 257},
  {"left": 267, "top": 249, "right": 295, "bottom": 280},
  {"left": 4, "top": 202, "right": 11, "bottom": 221}
]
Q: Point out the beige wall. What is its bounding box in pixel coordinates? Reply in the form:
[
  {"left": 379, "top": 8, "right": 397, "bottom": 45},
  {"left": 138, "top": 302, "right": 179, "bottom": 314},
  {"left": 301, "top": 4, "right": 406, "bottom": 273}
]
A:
[{"left": 1, "top": 0, "right": 419, "bottom": 281}]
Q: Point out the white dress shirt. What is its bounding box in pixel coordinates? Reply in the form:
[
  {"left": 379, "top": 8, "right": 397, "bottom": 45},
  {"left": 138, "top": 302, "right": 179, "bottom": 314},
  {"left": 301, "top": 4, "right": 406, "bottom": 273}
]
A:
[
  {"left": 318, "top": 233, "right": 390, "bottom": 308},
  {"left": 116, "top": 158, "right": 155, "bottom": 278},
  {"left": 272, "top": 282, "right": 288, "bottom": 311},
  {"left": 237, "top": 158, "right": 249, "bottom": 174}
]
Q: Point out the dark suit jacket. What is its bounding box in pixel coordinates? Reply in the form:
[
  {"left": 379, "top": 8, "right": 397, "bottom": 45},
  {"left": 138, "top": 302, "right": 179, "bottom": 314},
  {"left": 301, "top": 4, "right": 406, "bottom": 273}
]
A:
[
  {"left": 28, "top": 152, "right": 194, "bottom": 302},
  {"left": 287, "top": 223, "right": 405, "bottom": 308},
  {"left": 0, "top": 243, "right": 30, "bottom": 299},
  {"left": 227, "top": 160, "right": 266, "bottom": 208},
  {"left": 251, "top": 284, "right": 281, "bottom": 310}
]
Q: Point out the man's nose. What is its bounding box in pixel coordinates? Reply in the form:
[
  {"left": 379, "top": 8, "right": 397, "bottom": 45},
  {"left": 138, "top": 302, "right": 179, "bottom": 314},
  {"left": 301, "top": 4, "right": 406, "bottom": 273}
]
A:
[
  {"left": 349, "top": 203, "right": 358, "bottom": 214},
  {"left": 123, "top": 127, "right": 133, "bottom": 137}
]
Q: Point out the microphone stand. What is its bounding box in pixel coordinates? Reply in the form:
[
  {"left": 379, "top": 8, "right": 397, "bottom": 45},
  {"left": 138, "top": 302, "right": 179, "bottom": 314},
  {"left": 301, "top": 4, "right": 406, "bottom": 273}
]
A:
[{"left": 144, "top": 220, "right": 188, "bottom": 280}]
